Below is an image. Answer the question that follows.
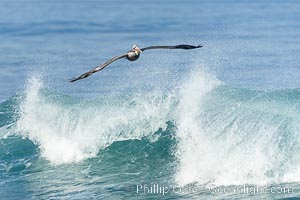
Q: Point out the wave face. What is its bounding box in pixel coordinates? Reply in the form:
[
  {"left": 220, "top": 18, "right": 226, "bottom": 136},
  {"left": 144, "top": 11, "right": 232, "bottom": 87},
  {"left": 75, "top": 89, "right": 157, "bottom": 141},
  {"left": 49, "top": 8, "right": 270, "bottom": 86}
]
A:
[{"left": 1, "top": 71, "right": 300, "bottom": 198}]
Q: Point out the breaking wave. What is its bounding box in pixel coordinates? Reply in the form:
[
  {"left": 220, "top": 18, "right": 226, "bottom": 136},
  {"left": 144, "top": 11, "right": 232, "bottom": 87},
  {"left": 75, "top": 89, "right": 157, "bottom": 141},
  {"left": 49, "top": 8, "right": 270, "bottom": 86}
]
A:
[{"left": 1, "top": 70, "right": 300, "bottom": 186}]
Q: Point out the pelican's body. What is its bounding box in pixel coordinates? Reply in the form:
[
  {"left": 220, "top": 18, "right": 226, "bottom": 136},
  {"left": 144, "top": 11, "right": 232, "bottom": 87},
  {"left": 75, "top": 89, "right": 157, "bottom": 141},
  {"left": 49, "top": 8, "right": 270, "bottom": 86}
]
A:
[
  {"left": 70, "top": 44, "right": 202, "bottom": 82},
  {"left": 126, "top": 51, "right": 140, "bottom": 61},
  {"left": 126, "top": 45, "right": 142, "bottom": 61}
]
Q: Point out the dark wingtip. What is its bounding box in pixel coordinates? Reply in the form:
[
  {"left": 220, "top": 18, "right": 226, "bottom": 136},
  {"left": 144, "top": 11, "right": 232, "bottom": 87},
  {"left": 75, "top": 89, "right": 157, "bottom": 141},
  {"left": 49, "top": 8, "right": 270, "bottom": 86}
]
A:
[
  {"left": 69, "top": 77, "right": 77, "bottom": 82},
  {"left": 196, "top": 45, "right": 203, "bottom": 48}
]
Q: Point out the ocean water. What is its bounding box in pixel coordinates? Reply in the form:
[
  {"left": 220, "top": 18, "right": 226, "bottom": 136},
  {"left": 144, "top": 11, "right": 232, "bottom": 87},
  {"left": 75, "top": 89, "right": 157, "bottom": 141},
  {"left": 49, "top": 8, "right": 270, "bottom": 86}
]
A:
[{"left": 0, "top": 0, "right": 300, "bottom": 199}]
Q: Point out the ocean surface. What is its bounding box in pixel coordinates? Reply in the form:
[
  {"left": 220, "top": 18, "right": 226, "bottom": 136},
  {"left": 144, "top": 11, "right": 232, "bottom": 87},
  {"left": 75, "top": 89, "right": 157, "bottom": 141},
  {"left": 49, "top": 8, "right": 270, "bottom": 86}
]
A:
[{"left": 1, "top": 0, "right": 300, "bottom": 199}]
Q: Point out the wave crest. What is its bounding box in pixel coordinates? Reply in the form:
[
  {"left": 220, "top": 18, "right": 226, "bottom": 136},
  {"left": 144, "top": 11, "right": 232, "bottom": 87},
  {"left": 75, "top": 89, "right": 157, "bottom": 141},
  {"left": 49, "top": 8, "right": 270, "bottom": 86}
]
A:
[{"left": 16, "top": 75, "right": 174, "bottom": 164}]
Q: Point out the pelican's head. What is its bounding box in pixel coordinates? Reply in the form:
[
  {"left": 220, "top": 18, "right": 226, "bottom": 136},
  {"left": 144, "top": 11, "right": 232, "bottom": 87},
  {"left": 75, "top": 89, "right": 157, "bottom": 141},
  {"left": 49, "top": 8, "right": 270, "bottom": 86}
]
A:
[{"left": 132, "top": 44, "right": 142, "bottom": 54}]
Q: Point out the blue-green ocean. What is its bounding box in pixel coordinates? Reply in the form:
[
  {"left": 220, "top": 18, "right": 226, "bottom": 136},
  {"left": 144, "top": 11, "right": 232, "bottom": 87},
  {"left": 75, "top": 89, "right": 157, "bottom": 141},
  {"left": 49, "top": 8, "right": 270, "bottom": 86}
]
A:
[{"left": 0, "top": 0, "right": 300, "bottom": 199}]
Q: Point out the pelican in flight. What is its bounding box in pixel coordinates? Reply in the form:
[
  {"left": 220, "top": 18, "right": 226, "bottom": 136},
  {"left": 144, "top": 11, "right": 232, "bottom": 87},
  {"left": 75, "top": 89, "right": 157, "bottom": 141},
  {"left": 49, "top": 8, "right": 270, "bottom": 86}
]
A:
[{"left": 70, "top": 44, "right": 202, "bottom": 82}]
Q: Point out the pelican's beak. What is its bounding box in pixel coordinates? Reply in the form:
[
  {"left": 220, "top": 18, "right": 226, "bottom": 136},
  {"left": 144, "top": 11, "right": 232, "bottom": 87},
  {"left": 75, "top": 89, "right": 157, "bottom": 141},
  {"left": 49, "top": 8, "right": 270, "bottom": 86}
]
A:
[{"left": 136, "top": 47, "right": 142, "bottom": 53}]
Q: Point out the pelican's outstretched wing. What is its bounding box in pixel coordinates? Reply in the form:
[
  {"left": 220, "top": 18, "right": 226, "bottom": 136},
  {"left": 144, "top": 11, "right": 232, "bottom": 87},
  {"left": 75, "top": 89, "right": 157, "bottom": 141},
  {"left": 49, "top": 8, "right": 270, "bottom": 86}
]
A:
[
  {"left": 140, "top": 44, "right": 202, "bottom": 51},
  {"left": 70, "top": 53, "right": 127, "bottom": 82}
]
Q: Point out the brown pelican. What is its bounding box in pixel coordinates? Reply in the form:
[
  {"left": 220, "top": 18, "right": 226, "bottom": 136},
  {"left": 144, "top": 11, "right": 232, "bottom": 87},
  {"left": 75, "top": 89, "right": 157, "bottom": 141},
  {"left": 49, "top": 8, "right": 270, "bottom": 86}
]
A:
[{"left": 70, "top": 44, "right": 202, "bottom": 82}]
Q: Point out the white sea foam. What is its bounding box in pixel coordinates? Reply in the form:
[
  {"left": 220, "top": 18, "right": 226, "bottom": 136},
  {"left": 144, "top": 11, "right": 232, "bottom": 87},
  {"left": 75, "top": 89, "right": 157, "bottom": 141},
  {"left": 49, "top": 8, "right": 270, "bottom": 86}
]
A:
[
  {"left": 175, "top": 68, "right": 222, "bottom": 185},
  {"left": 16, "top": 75, "right": 174, "bottom": 164},
  {"left": 175, "top": 68, "right": 300, "bottom": 186}
]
